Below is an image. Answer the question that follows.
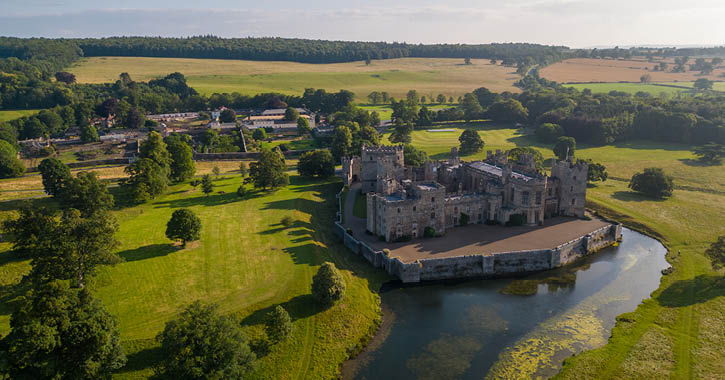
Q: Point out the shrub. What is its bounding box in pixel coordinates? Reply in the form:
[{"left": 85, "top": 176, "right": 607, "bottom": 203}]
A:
[
  {"left": 249, "top": 336, "right": 271, "bottom": 358},
  {"left": 383, "top": 248, "right": 391, "bottom": 256},
  {"left": 264, "top": 305, "right": 293, "bottom": 344},
  {"left": 311, "top": 262, "right": 346, "bottom": 306},
  {"left": 424, "top": 226, "right": 436, "bottom": 238},
  {"left": 346, "top": 228, "right": 353, "bottom": 236},
  {"left": 297, "top": 149, "right": 335, "bottom": 178},
  {"left": 553, "top": 136, "right": 576, "bottom": 160},
  {"left": 236, "top": 185, "right": 247, "bottom": 197},
  {"left": 281, "top": 216, "right": 294, "bottom": 227},
  {"left": 278, "top": 143, "right": 290, "bottom": 152},
  {"left": 535, "top": 123, "right": 564, "bottom": 143}
]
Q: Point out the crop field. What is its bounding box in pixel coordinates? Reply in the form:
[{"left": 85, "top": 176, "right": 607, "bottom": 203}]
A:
[
  {"left": 381, "top": 123, "right": 725, "bottom": 379},
  {"left": 0, "top": 109, "right": 41, "bottom": 122},
  {"left": 541, "top": 57, "right": 725, "bottom": 83},
  {"left": 0, "top": 162, "right": 388, "bottom": 379},
  {"left": 68, "top": 57, "right": 520, "bottom": 98}
]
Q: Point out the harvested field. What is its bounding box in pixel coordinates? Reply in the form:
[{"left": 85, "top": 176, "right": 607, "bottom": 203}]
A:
[{"left": 541, "top": 58, "right": 725, "bottom": 83}]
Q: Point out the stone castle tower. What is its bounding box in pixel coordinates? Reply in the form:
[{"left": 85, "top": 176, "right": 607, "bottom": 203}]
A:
[
  {"left": 360, "top": 145, "right": 404, "bottom": 193},
  {"left": 551, "top": 158, "right": 588, "bottom": 218}
]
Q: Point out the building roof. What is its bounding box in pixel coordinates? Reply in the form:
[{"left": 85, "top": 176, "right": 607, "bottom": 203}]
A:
[
  {"left": 261, "top": 108, "right": 306, "bottom": 116},
  {"left": 468, "top": 161, "right": 535, "bottom": 181}
]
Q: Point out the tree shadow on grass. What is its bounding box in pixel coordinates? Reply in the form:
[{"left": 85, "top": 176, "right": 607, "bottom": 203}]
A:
[
  {"left": 116, "top": 342, "right": 165, "bottom": 379},
  {"left": 679, "top": 158, "right": 721, "bottom": 167},
  {"left": 611, "top": 191, "right": 666, "bottom": 202},
  {"left": 657, "top": 274, "right": 725, "bottom": 308},
  {"left": 152, "top": 192, "right": 243, "bottom": 209},
  {"left": 258, "top": 220, "right": 313, "bottom": 235},
  {"left": 119, "top": 244, "right": 180, "bottom": 262},
  {"left": 240, "top": 294, "right": 324, "bottom": 327}
]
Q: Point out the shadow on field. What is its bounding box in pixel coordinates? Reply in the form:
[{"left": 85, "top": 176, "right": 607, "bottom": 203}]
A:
[
  {"left": 611, "top": 191, "right": 666, "bottom": 202},
  {"left": 116, "top": 343, "right": 164, "bottom": 379},
  {"left": 119, "top": 244, "right": 180, "bottom": 262},
  {"left": 240, "top": 294, "right": 324, "bottom": 327},
  {"left": 153, "top": 192, "right": 242, "bottom": 209},
  {"left": 259, "top": 220, "right": 313, "bottom": 235},
  {"left": 657, "top": 274, "right": 725, "bottom": 307},
  {"left": 679, "top": 158, "right": 720, "bottom": 167}
]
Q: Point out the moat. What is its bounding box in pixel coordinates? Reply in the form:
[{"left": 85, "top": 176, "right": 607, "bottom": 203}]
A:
[{"left": 348, "top": 228, "right": 668, "bottom": 380}]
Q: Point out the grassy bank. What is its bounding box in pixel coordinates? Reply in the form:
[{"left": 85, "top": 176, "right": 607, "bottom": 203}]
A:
[
  {"left": 0, "top": 164, "right": 389, "bottom": 379},
  {"left": 68, "top": 56, "right": 520, "bottom": 98}
]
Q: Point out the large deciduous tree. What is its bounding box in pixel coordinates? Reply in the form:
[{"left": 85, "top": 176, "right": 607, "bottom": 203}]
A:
[
  {"left": 460, "top": 93, "right": 483, "bottom": 122},
  {"left": 39, "top": 157, "right": 72, "bottom": 197},
  {"left": 553, "top": 136, "right": 576, "bottom": 160},
  {"left": 123, "top": 158, "right": 168, "bottom": 203},
  {"left": 166, "top": 209, "right": 202, "bottom": 247},
  {"left": 331, "top": 125, "right": 353, "bottom": 160},
  {"left": 0, "top": 140, "right": 25, "bottom": 178},
  {"left": 535, "top": 123, "right": 564, "bottom": 143},
  {"left": 165, "top": 135, "right": 196, "bottom": 182},
  {"left": 298, "top": 149, "right": 335, "bottom": 178},
  {"left": 629, "top": 167, "right": 674, "bottom": 199},
  {"left": 219, "top": 108, "right": 236, "bottom": 123},
  {"left": 389, "top": 120, "right": 413, "bottom": 144},
  {"left": 265, "top": 305, "right": 293, "bottom": 344},
  {"left": 0, "top": 280, "right": 125, "bottom": 380},
  {"left": 61, "top": 171, "right": 115, "bottom": 217},
  {"left": 458, "top": 129, "right": 484, "bottom": 155},
  {"left": 284, "top": 107, "right": 299, "bottom": 121},
  {"left": 248, "top": 149, "right": 289, "bottom": 190},
  {"left": 403, "top": 144, "right": 429, "bottom": 166},
  {"left": 156, "top": 302, "right": 255, "bottom": 379}
]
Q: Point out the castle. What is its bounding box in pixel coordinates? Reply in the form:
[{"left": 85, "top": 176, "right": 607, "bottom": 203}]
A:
[{"left": 342, "top": 145, "right": 588, "bottom": 242}]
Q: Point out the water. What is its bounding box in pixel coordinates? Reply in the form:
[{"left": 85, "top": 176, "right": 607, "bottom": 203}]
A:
[{"left": 352, "top": 228, "right": 669, "bottom": 380}]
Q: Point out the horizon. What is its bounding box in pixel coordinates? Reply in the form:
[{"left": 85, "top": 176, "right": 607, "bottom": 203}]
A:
[{"left": 1, "top": 1, "right": 724, "bottom": 49}]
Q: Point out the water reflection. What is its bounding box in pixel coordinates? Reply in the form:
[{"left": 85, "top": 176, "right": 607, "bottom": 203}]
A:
[{"left": 352, "top": 229, "right": 669, "bottom": 380}]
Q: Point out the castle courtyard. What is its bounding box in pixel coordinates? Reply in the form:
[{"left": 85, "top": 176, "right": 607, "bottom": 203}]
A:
[{"left": 344, "top": 183, "right": 611, "bottom": 263}]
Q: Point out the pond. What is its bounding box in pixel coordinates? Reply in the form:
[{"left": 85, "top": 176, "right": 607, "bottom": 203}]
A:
[{"left": 349, "top": 228, "right": 669, "bottom": 380}]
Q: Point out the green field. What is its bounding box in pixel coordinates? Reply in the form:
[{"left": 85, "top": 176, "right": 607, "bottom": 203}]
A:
[
  {"left": 0, "top": 168, "right": 388, "bottom": 379},
  {"left": 386, "top": 122, "right": 725, "bottom": 379},
  {"left": 68, "top": 56, "right": 520, "bottom": 98},
  {"left": 358, "top": 104, "right": 454, "bottom": 121},
  {"left": 260, "top": 138, "right": 316, "bottom": 151},
  {"left": 0, "top": 109, "right": 41, "bottom": 122},
  {"left": 563, "top": 82, "right": 691, "bottom": 95}
]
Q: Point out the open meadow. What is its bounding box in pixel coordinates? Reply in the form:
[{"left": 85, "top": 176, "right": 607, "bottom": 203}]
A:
[
  {"left": 541, "top": 57, "right": 725, "bottom": 83},
  {"left": 0, "top": 161, "right": 389, "bottom": 379},
  {"left": 0, "top": 109, "right": 41, "bottom": 122},
  {"left": 379, "top": 122, "right": 725, "bottom": 379},
  {"left": 68, "top": 57, "right": 520, "bottom": 99}
]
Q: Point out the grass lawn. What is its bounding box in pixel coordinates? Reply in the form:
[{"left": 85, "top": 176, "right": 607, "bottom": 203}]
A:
[
  {"left": 68, "top": 57, "right": 520, "bottom": 99},
  {"left": 353, "top": 191, "right": 367, "bottom": 219},
  {"left": 394, "top": 122, "right": 725, "bottom": 379},
  {"left": 0, "top": 109, "right": 41, "bottom": 122},
  {"left": 260, "top": 138, "right": 316, "bottom": 151},
  {"left": 0, "top": 165, "right": 389, "bottom": 379},
  {"left": 563, "top": 82, "right": 690, "bottom": 95},
  {"left": 358, "top": 104, "right": 454, "bottom": 121}
]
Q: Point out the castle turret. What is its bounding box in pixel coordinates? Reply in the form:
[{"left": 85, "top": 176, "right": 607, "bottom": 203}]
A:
[{"left": 551, "top": 159, "right": 588, "bottom": 218}]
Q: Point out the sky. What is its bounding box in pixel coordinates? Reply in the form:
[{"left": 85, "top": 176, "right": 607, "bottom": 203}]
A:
[{"left": 1, "top": 0, "right": 724, "bottom": 48}]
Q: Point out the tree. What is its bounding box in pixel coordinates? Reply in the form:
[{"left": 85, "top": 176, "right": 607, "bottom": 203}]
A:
[
  {"left": 252, "top": 128, "right": 267, "bottom": 141},
  {"left": 166, "top": 209, "right": 202, "bottom": 247},
  {"left": 0, "top": 280, "right": 125, "bottom": 379},
  {"left": 123, "top": 158, "right": 168, "bottom": 203},
  {"left": 704, "top": 236, "right": 725, "bottom": 269},
  {"left": 80, "top": 124, "right": 99, "bottom": 143},
  {"left": 54, "top": 71, "right": 77, "bottom": 84},
  {"left": 553, "top": 136, "right": 576, "bottom": 160},
  {"left": 460, "top": 93, "right": 483, "bottom": 122},
  {"left": 139, "top": 131, "right": 171, "bottom": 177},
  {"left": 416, "top": 106, "right": 433, "bottom": 127},
  {"left": 247, "top": 149, "right": 289, "bottom": 190},
  {"left": 640, "top": 74, "right": 652, "bottom": 83},
  {"left": 436, "top": 94, "right": 447, "bottom": 104},
  {"left": 0, "top": 140, "right": 25, "bottom": 178},
  {"left": 297, "top": 117, "right": 311, "bottom": 135},
  {"left": 156, "top": 302, "right": 255, "bottom": 379},
  {"left": 201, "top": 174, "right": 214, "bottom": 196},
  {"left": 535, "top": 123, "right": 564, "bottom": 143},
  {"left": 693, "top": 143, "right": 725, "bottom": 164},
  {"left": 458, "top": 129, "right": 484, "bottom": 155},
  {"left": 585, "top": 160, "right": 608, "bottom": 182},
  {"left": 370, "top": 111, "right": 381, "bottom": 127},
  {"left": 264, "top": 305, "right": 293, "bottom": 344},
  {"left": 381, "top": 92, "right": 390, "bottom": 103},
  {"left": 240, "top": 161, "right": 249, "bottom": 177},
  {"left": 122, "top": 108, "right": 145, "bottom": 129},
  {"left": 712, "top": 57, "right": 723, "bottom": 67},
  {"left": 165, "top": 135, "right": 196, "bottom": 182},
  {"left": 367, "top": 91, "right": 381, "bottom": 105},
  {"left": 507, "top": 147, "right": 544, "bottom": 170},
  {"left": 219, "top": 108, "right": 236, "bottom": 123},
  {"left": 389, "top": 120, "right": 413, "bottom": 144},
  {"left": 284, "top": 107, "right": 299, "bottom": 122},
  {"left": 472, "top": 87, "right": 500, "bottom": 108},
  {"left": 311, "top": 262, "right": 346, "bottom": 306},
  {"left": 61, "top": 171, "right": 115, "bottom": 216},
  {"left": 629, "top": 167, "right": 674, "bottom": 199},
  {"left": 403, "top": 144, "right": 428, "bottom": 166},
  {"left": 298, "top": 149, "right": 335, "bottom": 178},
  {"left": 485, "top": 98, "right": 528, "bottom": 123},
  {"left": 212, "top": 166, "right": 221, "bottom": 178},
  {"left": 693, "top": 78, "right": 714, "bottom": 91},
  {"left": 330, "top": 125, "right": 353, "bottom": 160},
  {"left": 39, "top": 158, "right": 71, "bottom": 197}
]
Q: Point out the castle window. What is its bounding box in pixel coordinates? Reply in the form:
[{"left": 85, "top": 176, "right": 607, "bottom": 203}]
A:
[
  {"left": 573, "top": 176, "right": 577, "bottom": 181},
  {"left": 413, "top": 206, "right": 416, "bottom": 211},
  {"left": 431, "top": 197, "right": 435, "bottom": 203},
  {"left": 535, "top": 192, "right": 542, "bottom": 205},
  {"left": 397, "top": 208, "right": 401, "bottom": 214},
  {"left": 431, "top": 212, "right": 436, "bottom": 219},
  {"left": 571, "top": 198, "right": 576, "bottom": 205},
  {"left": 570, "top": 186, "right": 573, "bottom": 192},
  {"left": 370, "top": 156, "right": 373, "bottom": 160},
  {"left": 522, "top": 191, "right": 529, "bottom": 205},
  {"left": 510, "top": 191, "right": 514, "bottom": 202}
]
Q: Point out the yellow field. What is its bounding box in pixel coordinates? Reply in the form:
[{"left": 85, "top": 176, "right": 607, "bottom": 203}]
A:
[{"left": 68, "top": 57, "right": 520, "bottom": 98}]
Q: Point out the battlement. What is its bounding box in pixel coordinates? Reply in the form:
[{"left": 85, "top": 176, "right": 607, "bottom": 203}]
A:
[{"left": 362, "top": 144, "right": 404, "bottom": 154}]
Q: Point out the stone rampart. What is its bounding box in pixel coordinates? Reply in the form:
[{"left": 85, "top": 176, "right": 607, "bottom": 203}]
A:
[{"left": 334, "top": 195, "right": 622, "bottom": 283}]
